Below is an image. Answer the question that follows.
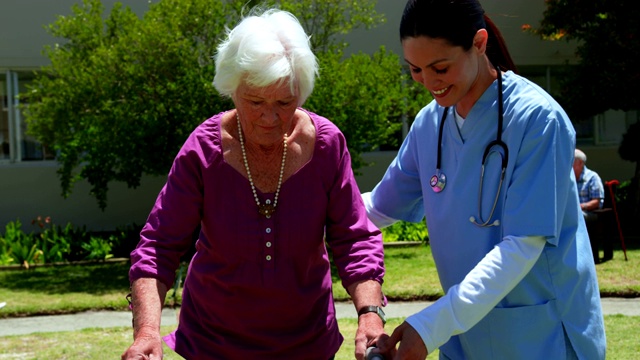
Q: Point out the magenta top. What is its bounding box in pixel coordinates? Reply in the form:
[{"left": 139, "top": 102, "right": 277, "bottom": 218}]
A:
[{"left": 129, "top": 110, "right": 385, "bottom": 359}]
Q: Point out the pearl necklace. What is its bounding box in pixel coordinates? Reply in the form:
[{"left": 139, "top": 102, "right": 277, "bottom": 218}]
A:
[{"left": 236, "top": 113, "right": 287, "bottom": 218}]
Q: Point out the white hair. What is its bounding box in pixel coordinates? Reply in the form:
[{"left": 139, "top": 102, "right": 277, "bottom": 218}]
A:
[
  {"left": 575, "top": 149, "right": 587, "bottom": 162},
  {"left": 213, "top": 8, "right": 318, "bottom": 105}
]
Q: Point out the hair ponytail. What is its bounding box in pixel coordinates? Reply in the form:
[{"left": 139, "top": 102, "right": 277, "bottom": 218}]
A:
[
  {"left": 401, "top": 0, "right": 518, "bottom": 74},
  {"left": 484, "top": 15, "right": 517, "bottom": 73}
]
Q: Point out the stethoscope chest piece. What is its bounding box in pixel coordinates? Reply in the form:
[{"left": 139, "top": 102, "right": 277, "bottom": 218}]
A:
[{"left": 430, "top": 171, "right": 446, "bottom": 193}]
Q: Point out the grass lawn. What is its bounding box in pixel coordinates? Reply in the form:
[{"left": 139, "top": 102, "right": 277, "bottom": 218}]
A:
[
  {"left": 0, "top": 316, "right": 638, "bottom": 359},
  {"left": 0, "top": 244, "right": 640, "bottom": 360},
  {"left": 0, "top": 244, "right": 639, "bottom": 317},
  {"left": 0, "top": 243, "right": 639, "bottom": 358}
]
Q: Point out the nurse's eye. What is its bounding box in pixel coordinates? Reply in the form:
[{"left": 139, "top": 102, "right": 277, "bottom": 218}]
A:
[
  {"left": 433, "top": 67, "right": 448, "bottom": 75},
  {"left": 410, "top": 66, "right": 422, "bottom": 74}
]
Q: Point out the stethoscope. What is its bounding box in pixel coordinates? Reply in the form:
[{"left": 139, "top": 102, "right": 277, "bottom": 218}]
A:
[{"left": 430, "top": 65, "right": 509, "bottom": 227}]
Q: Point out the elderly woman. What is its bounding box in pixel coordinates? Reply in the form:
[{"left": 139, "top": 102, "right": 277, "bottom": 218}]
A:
[{"left": 121, "top": 8, "right": 386, "bottom": 360}]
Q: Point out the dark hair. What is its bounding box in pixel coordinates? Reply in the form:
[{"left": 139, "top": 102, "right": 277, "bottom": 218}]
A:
[{"left": 400, "top": 0, "right": 517, "bottom": 72}]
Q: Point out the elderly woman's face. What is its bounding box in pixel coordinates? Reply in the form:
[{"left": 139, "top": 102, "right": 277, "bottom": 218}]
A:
[{"left": 234, "top": 80, "right": 299, "bottom": 146}]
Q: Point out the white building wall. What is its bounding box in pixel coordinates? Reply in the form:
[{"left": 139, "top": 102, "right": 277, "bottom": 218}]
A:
[
  {"left": 344, "top": 0, "right": 578, "bottom": 66},
  {"left": 0, "top": 163, "right": 166, "bottom": 230},
  {"left": 0, "top": 0, "right": 153, "bottom": 69}
]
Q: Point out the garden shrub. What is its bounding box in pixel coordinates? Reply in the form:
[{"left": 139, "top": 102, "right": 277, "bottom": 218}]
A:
[
  {"left": 381, "top": 220, "right": 429, "bottom": 243},
  {"left": 0, "top": 217, "right": 141, "bottom": 267}
]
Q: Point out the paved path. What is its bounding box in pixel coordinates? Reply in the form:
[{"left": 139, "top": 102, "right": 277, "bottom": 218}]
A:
[{"left": 1, "top": 298, "right": 638, "bottom": 337}]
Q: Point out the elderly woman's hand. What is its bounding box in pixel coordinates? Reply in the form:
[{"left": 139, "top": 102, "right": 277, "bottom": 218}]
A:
[
  {"left": 121, "top": 328, "right": 163, "bottom": 360},
  {"left": 355, "top": 311, "right": 387, "bottom": 360}
]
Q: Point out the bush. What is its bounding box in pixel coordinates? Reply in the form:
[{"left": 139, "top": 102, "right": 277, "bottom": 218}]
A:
[
  {"left": 0, "top": 217, "right": 140, "bottom": 267},
  {"left": 1, "top": 220, "right": 42, "bottom": 267},
  {"left": 82, "top": 237, "right": 114, "bottom": 260},
  {"left": 109, "top": 223, "right": 142, "bottom": 258},
  {"left": 381, "top": 220, "right": 429, "bottom": 243}
]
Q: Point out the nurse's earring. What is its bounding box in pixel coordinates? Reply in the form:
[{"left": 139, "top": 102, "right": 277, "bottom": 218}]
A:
[{"left": 430, "top": 171, "right": 446, "bottom": 193}]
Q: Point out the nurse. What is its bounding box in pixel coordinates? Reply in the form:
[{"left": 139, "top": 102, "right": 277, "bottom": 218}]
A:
[{"left": 363, "top": 0, "right": 606, "bottom": 359}]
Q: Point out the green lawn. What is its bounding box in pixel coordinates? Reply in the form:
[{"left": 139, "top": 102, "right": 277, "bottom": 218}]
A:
[
  {"left": 0, "top": 245, "right": 638, "bottom": 317},
  {"left": 0, "top": 244, "right": 639, "bottom": 358},
  {"left": 0, "top": 316, "right": 638, "bottom": 359}
]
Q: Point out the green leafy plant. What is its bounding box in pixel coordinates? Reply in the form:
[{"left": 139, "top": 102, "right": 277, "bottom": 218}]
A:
[
  {"left": 2, "top": 220, "right": 42, "bottom": 268},
  {"left": 82, "top": 237, "right": 114, "bottom": 261},
  {"left": 31, "top": 216, "right": 72, "bottom": 264},
  {"left": 381, "top": 220, "right": 429, "bottom": 243},
  {"left": 0, "top": 236, "right": 15, "bottom": 266},
  {"left": 0, "top": 252, "right": 13, "bottom": 266},
  {"left": 109, "top": 223, "right": 142, "bottom": 258},
  {"left": 61, "top": 223, "right": 91, "bottom": 261},
  {"left": 0, "top": 217, "right": 109, "bottom": 266}
]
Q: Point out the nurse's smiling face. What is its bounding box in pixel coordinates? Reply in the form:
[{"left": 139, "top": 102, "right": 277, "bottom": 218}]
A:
[{"left": 403, "top": 31, "right": 489, "bottom": 117}]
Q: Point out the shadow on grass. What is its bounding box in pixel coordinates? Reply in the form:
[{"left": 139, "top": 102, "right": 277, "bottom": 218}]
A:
[{"left": 0, "top": 261, "right": 130, "bottom": 295}]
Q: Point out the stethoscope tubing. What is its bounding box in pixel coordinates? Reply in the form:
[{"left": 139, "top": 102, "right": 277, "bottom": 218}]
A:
[{"left": 431, "top": 64, "right": 509, "bottom": 227}]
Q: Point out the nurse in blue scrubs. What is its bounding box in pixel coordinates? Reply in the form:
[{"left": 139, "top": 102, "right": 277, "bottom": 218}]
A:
[{"left": 363, "top": 0, "right": 606, "bottom": 359}]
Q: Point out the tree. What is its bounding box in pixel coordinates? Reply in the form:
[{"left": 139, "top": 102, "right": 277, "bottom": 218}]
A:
[
  {"left": 276, "top": 0, "right": 384, "bottom": 53},
  {"left": 527, "top": 0, "right": 640, "bottom": 222},
  {"left": 618, "top": 122, "right": 640, "bottom": 221},
  {"left": 307, "top": 48, "right": 429, "bottom": 170},
  {"left": 528, "top": 0, "right": 640, "bottom": 119},
  {"left": 23, "top": 0, "right": 430, "bottom": 209},
  {"left": 23, "top": 0, "right": 235, "bottom": 210}
]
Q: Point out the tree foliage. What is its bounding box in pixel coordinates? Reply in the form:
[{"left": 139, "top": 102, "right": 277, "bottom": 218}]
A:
[
  {"left": 307, "top": 48, "right": 430, "bottom": 170},
  {"left": 22, "top": 0, "right": 430, "bottom": 209},
  {"left": 618, "top": 121, "right": 640, "bottom": 220},
  {"left": 276, "top": 0, "right": 385, "bottom": 53},
  {"left": 23, "top": 0, "right": 235, "bottom": 209},
  {"left": 530, "top": 0, "right": 640, "bottom": 221},
  {"left": 529, "top": 0, "right": 640, "bottom": 120}
]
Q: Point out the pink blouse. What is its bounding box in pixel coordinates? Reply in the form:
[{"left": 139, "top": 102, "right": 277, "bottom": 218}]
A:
[{"left": 129, "top": 109, "right": 384, "bottom": 359}]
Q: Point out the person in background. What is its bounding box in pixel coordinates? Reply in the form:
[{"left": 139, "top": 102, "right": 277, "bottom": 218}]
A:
[
  {"left": 362, "top": 0, "right": 606, "bottom": 359},
  {"left": 122, "top": 8, "right": 386, "bottom": 360},
  {"left": 574, "top": 148, "right": 605, "bottom": 219},
  {"left": 573, "top": 148, "right": 609, "bottom": 263}
]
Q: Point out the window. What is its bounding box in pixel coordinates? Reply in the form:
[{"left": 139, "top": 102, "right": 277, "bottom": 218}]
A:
[
  {"left": 594, "top": 110, "right": 638, "bottom": 145},
  {"left": 1, "top": 70, "right": 54, "bottom": 163},
  {"left": 519, "top": 65, "right": 597, "bottom": 142},
  {"left": 519, "top": 65, "right": 638, "bottom": 146}
]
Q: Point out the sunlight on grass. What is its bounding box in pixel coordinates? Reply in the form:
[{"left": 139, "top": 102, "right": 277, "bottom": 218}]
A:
[
  {"left": 595, "top": 249, "right": 640, "bottom": 295},
  {"left": 0, "top": 245, "right": 638, "bottom": 318},
  {"left": 0, "top": 262, "right": 131, "bottom": 317},
  {"left": 0, "top": 315, "right": 636, "bottom": 358},
  {"left": 333, "top": 245, "right": 444, "bottom": 301}
]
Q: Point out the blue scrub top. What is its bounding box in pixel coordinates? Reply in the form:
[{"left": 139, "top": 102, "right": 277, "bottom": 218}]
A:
[{"left": 370, "top": 71, "right": 606, "bottom": 359}]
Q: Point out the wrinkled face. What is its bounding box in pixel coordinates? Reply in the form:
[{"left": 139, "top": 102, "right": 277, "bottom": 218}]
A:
[
  {"left": 233, "top": 80, "right": 299, "bottom": 146},
  {"left": 402, "top": 34, "right": 483, "bottom": 110}
]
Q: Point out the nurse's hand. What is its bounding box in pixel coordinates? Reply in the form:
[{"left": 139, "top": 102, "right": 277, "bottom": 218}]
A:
[{"left": 377, "top": 321, "right": 428, "bottom": 359}]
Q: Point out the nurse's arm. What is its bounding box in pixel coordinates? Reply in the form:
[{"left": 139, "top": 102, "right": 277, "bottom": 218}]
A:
[
  {"left": 362, "top": 192, "right": 399, "bottom": 228},
  {"left": 404, "top": 235, "right": 546, "bottom": 353}
]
